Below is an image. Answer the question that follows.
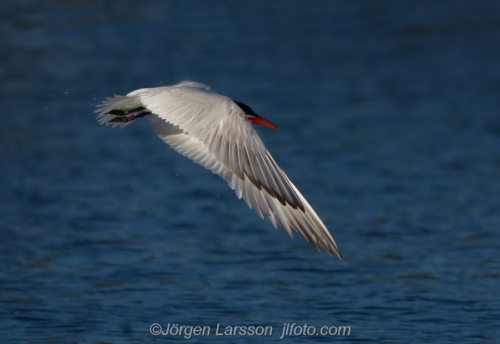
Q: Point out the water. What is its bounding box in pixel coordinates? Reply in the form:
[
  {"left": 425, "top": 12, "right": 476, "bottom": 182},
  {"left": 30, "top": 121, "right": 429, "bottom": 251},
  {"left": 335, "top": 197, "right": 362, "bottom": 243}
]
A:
[{"left": 1, "top": 0, "right": 499, "bottom": 343}]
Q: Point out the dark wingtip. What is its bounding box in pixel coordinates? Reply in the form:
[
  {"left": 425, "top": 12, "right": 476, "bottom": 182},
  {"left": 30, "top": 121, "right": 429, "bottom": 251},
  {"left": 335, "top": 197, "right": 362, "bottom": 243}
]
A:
[{"left": 336, "top": 250, "right": 344, "bottom": 260}]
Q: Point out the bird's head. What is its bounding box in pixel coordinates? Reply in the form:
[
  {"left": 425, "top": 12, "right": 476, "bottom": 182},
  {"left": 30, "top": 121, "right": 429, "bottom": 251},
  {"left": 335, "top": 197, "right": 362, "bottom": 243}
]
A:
[{"left": 234, "top": 101, "right": 279, "bottom": 130}]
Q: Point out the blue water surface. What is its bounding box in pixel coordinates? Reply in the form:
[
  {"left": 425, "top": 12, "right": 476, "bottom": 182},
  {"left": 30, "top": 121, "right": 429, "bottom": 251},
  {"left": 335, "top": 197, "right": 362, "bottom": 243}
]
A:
[{"left": 1, "top": 0, "right": 499, "bottom": 343}]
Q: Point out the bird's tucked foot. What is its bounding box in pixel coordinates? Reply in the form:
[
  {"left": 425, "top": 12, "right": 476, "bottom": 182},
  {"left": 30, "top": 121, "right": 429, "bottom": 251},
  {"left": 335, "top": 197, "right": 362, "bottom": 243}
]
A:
[
  {"left": 107, "top": 107, "right": 146, "bottom": 116},
  {"left": 109, "top": 111, "right": 151, "bottom": 123}
]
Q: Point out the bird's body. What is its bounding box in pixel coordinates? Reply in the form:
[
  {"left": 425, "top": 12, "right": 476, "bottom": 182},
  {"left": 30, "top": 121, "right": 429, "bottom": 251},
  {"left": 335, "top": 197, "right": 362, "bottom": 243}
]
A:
[{"left": 96, "top": 81, "right": 342, "bottom": 259}]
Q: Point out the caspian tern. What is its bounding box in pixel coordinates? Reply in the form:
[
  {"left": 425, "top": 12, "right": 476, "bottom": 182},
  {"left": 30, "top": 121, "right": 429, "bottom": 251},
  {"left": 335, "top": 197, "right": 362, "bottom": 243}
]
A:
[{"left": 96, "top": 81, "right": 342, "bottom": 258}]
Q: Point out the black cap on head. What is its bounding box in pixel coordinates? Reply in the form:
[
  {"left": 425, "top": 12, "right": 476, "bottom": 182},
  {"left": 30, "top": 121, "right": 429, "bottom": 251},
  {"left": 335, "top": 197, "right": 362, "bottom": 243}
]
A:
[{"left": 234, "top": 101, "right": 258, "bottom": 116}]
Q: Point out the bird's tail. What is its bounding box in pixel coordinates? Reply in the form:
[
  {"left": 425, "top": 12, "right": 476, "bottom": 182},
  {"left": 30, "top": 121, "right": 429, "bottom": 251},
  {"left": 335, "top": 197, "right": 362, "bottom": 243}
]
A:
[{"left": 95, "top": 94, "right": 148, "bottom": 128}]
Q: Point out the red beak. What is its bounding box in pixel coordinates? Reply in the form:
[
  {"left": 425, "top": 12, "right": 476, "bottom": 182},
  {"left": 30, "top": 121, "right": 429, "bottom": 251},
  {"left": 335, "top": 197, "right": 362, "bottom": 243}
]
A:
[{"left": 248, "top": 115, "right": 279, "bottom": 130}]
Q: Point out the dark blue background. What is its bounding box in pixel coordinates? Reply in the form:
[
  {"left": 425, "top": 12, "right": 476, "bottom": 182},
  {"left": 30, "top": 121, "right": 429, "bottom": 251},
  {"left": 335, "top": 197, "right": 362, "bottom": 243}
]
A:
[{"left": 1, "top": 0, "right": 499, "bottom": 343}]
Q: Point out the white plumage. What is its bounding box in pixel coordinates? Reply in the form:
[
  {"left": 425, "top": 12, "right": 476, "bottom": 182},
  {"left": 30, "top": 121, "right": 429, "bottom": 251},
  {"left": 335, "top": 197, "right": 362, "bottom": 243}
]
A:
[{"left": 96, "top": 81, "right": 342, "bottom": 258}]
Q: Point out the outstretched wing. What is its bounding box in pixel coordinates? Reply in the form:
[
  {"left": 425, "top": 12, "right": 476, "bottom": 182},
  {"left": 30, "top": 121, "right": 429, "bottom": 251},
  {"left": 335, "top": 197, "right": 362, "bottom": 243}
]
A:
[{"left": 97, "top": 81, "right": 342, "bottom": 258}]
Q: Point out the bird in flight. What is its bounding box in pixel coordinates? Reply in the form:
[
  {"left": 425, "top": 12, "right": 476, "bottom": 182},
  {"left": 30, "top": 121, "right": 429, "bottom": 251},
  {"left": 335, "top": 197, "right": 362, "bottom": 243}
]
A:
[{"left": 96, "top": 81, "right": 342, "bottom": 259}]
